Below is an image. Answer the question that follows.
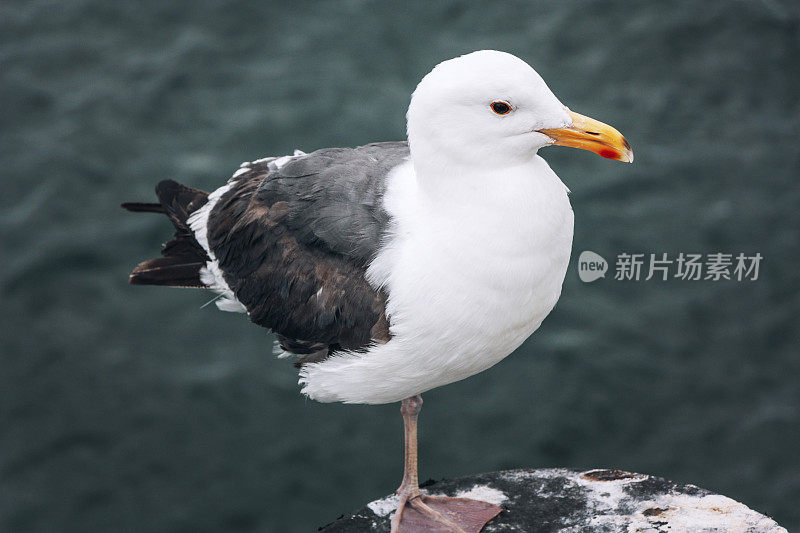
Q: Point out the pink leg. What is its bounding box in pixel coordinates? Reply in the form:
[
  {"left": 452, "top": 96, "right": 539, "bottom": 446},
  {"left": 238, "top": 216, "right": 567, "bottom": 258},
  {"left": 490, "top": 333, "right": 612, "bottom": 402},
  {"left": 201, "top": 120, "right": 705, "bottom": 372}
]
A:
[{"left": 389, "top": 395, "right": 503, "bottom": 533}]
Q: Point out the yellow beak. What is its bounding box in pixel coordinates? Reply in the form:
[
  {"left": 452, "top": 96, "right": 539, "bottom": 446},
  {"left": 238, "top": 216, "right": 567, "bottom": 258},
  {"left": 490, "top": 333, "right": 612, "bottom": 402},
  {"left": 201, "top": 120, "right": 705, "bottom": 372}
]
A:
[{"left": 539, "top": 110, "right": 633, "bottom": 163}]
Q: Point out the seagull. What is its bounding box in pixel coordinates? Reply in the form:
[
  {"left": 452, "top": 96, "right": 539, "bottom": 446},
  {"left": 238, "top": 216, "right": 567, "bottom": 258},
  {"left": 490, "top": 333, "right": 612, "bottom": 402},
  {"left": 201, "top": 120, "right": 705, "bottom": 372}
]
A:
[{"left": 123, "top": 50, "right": 632, "bottom": 532}]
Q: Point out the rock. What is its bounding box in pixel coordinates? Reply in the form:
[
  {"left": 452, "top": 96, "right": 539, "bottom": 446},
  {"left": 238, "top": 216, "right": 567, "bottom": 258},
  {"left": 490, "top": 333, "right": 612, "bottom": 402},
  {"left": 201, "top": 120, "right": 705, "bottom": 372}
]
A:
[{"left": 319, "top": 468, "right": 787, "bottom": 532}]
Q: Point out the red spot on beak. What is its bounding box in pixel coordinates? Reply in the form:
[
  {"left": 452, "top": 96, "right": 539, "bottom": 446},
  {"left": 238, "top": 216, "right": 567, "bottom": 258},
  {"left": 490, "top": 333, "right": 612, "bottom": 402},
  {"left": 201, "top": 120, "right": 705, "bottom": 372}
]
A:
[{"left": 599, "top": 148, "right": 619, "bottom": 160}]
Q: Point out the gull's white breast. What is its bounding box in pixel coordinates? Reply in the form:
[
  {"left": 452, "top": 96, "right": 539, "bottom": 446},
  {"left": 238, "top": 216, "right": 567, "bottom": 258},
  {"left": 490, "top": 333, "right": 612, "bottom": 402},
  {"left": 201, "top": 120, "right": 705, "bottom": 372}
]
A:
[{"left": 299, "top": 156, "right": 574, "bottom": 404}]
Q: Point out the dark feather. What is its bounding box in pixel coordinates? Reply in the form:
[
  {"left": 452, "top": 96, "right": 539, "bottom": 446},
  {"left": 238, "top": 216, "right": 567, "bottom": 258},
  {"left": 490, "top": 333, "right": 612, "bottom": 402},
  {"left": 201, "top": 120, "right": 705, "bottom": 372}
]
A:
[
  {"left": 207, "top": 143, "right": 406, "bottom": 356},
  {"left": 121, "top": 202, "right": 164, "bottom": 214},
  {"left": 124, "top": 180, "right": 210, "bottom": 288},
  {"left": 130, "top": 258, "right": 207, "bottom": 287},
  {"left": 126, "top": 143, "right": 404, "bottom": 364}
]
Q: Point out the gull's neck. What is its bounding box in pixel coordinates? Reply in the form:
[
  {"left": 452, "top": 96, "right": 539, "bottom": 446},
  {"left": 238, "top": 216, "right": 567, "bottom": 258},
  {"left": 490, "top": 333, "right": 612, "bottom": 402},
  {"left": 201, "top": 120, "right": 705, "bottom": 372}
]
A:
[{"left": 409, "top": 141, "right": 546, "bottom": 209}]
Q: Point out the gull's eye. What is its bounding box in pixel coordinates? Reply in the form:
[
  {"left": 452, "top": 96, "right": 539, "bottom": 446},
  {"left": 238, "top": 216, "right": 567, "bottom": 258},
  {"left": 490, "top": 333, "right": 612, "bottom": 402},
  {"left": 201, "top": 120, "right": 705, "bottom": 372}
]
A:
[{"left": 490, "top": 101, "right": 511, "bottom": 115}]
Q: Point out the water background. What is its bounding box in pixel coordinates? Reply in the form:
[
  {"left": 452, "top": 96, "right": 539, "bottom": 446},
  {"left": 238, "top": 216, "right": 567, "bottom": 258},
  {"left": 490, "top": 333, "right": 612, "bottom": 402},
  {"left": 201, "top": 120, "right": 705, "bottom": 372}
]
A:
[{"left": 2, "top": 1, "right": 799, "bottom": 531}]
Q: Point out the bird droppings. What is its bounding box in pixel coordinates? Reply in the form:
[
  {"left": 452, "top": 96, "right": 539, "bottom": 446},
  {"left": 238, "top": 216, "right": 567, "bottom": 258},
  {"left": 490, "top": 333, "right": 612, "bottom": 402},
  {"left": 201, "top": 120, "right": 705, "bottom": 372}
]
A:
[
  {"left": 366, "top": 493, "right": 400, "bottom": 517},
  {"left": 321, "top": 469, "right": 788, "bottom": 532},
  {"left": 453, "top": 485, "right": 508, "bottom": 506},
  {"left": 364, "top": 485, "right": 507, "bottom": 518},
  {"left": 367, "top": 494, "right": 400, "bottom": 516}
]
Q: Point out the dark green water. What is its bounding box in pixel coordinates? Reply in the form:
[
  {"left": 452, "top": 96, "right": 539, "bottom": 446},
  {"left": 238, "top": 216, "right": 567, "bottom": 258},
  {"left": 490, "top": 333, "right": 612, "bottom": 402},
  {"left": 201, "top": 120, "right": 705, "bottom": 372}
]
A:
[{"left": 2, "top": 1, "right": 799, "bottom": 531}]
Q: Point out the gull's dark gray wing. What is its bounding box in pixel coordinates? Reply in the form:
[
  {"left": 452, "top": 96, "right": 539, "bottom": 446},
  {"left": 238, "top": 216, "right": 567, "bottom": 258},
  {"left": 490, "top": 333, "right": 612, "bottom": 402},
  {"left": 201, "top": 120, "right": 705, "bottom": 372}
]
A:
[{"left": 206, "top": 142, "right": 409, "bottom": 359}]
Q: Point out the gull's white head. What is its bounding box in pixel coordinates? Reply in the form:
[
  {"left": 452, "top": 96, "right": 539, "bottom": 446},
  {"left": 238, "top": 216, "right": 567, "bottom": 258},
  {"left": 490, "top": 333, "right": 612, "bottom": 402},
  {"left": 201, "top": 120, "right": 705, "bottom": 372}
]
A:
[{"left": 407, "top": 50, "right": 632, "bottom": 171}]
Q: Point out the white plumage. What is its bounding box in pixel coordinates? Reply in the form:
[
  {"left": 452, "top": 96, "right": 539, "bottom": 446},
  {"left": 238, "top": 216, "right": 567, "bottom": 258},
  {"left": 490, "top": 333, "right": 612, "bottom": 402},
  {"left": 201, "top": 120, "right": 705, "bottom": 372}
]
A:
[
  {"left": 187, "top": 183, "right": 247, "bottom": 314},
  {"left": 299, "top": 51, "right": 575, "bottom": 404},
  {"left": 300, "top": 155, "right": 573, "bottom": 404}
]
